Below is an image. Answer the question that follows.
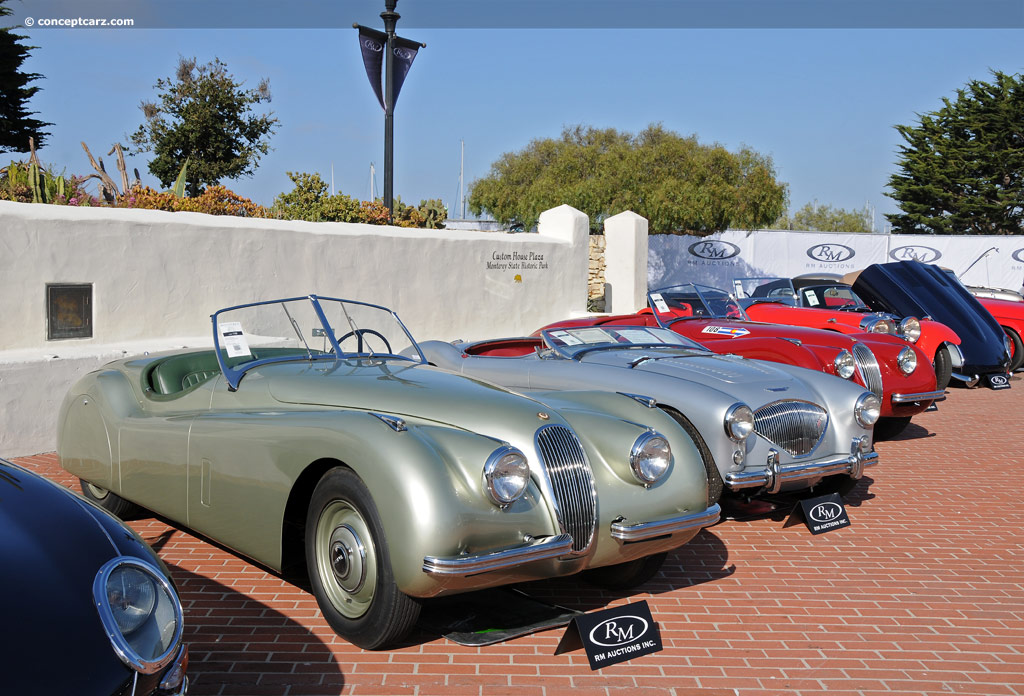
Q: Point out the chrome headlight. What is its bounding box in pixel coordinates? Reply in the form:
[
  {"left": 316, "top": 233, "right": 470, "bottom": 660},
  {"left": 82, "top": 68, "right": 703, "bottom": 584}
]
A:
[
  {"left": 629, "top": 431, "right": 672, "bottom": 485},
  {"left": 855, "top": 392, "right": 882, "bottom": 427},
  {"left": 898, "top": 316, "right": 921, "bottom": 343},
  {"left": 859, "top": 317, "right": 895, "bottom": 334},
  {"left": 834, "top": 349, "right": 856, "bottom": 379},
  {"left": 724, "top": 403, "right": 755, "bottom": 441},
  {"left": 897, "top": 346, "right": 917, "bottom": 375},
  {"left": 483, "top": 445, "right": 530, "bottom": 506},
  {"left": 93, "top": 558, "right": 184, "bottom": 675}
]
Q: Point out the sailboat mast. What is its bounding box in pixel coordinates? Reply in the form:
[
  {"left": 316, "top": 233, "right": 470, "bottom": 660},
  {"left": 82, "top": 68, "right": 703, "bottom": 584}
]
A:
[{"left": 459, "top": 139, "right": 465, "bottom": 220}]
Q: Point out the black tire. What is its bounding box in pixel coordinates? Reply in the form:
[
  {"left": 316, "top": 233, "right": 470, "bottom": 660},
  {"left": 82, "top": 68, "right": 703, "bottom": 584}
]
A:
[
  {"left": 933, "top": 345, "right": 953, "bottom": 392},
  {"left": 305, "top": 467, "right": 420, "bottom": 649},
  {"left": 660, "top": 408, "right": 723, "bottom": 507},
  {"left": 1004, "top": 328, "right": 1024, "bottom": 373},
  {"left": 78, "top": 479, "right": 142, "bottom": 519},
  {"left": 874, "top": 416, "right": 912, "bottom": 441},
  {"left": 582, "top": 551, "right": 668, "bottom": 590}
]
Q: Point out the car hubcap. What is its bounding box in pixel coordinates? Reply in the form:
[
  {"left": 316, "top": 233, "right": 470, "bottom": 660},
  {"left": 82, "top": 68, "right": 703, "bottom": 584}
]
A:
[
  {"left": 316, "top": 501, "right": 377, "bottom": 619},
  {"left": 329, "top": 524, "right": 366, "bottom": 593},
  {"left": 86, "top": 483, "right": 109, "bottom": 500}
]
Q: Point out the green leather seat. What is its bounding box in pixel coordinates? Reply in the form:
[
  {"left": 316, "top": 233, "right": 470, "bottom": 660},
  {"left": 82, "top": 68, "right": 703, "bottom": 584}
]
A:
[{"left": 149, "top": 352, "right": 223, "bottom": 395}]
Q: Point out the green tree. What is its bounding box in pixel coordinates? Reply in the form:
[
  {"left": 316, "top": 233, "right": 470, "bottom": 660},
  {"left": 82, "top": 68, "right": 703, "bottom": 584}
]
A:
[
  {"left": 0, "top": 1, "right": 50, "bottom": 151},
  {"left": 272, "top": 171, "right": 362, "bottom": 222},
  {"left": 773, "top": 202, "right": 873, "bottom": 233},
  {"left": 129, "top": 57, "right": 278, "bottom": 196},
  {"left": 468, "top": 124, "right": 787, "bottom": 235},
  {"left": 886, "top": 70, "right": 1024, "bottom": 235}
]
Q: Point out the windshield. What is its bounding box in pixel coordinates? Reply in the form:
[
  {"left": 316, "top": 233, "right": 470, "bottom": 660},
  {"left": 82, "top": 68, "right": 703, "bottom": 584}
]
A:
[
  {"left": 648, "top": 284, "right": 750, "bottom": 324},
  {"left": 733, "top": 277, "right": 798, "bottom": 303},
  {"left": 797, "top": 284, "right": 868, "bottom": 310},
  {"left": 541, "top": 326, "right": 707, "bottom": 359},
  {"left": 212, "top": 295, "right": 424, "bottom": 389}
]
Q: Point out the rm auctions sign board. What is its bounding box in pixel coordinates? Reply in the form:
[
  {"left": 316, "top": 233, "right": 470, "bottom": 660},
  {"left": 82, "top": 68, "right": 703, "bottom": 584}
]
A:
[
  {"left": 555, "top": 600, "right": 663, "bottom": 670},
  {"left": 649, "top": 230, "right": 1024, "bottom": 294}
]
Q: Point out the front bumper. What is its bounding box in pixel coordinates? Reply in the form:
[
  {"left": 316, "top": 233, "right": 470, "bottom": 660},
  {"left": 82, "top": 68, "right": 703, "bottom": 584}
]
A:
[
  {"left": 421, "top": 504, "right": 721, "bottom": 578},
  {"left": 610, "top": 504, "right": 721, "bottom": 542},
  {"left": 891, "top": 389, "right": 946, "bottom": 405},
  {"left": 724, "top": 449, "right": 879, "bottom": 494}
]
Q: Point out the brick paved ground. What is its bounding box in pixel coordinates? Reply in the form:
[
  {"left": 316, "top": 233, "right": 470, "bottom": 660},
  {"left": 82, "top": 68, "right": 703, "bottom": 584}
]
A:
[{"left": 12, "top": 377, "right": 1024, "bottom": 696}]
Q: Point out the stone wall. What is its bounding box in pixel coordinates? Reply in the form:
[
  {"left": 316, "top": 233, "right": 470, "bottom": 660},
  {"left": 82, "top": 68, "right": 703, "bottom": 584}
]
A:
[{"left": 588, "top": 234, "right": 606, "bottom": 311}]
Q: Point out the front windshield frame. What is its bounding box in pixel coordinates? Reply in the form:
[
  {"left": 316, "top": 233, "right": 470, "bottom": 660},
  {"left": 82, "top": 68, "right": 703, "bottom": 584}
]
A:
[
  {"left": 211, "top": 294, "right": 426, "bottom": 390},
  {"left": 540, "top": 326, "right": 709, "bottom": 360},
  {"left": 647, "top": 283, "right": 751, "bottom": 326}
]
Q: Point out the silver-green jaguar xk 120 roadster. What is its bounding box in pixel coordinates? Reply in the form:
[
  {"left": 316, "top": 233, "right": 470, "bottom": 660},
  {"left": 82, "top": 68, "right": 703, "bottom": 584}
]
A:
[{"left": 58, "top": 295, "right": 720, "bottom": 649}]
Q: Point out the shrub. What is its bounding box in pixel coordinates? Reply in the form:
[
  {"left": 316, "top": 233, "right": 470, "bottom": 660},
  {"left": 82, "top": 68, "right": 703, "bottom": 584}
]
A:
[{"left": 117, "top": 184, "right": 268, "bottom": 217}]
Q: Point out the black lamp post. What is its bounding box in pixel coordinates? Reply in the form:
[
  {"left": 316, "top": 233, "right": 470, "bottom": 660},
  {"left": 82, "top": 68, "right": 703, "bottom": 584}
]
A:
[
  {"left": 381, "top": 0, "right": 398, "bottom": 222},
  {"left": 354, "top": 1, "right": 424, "bottom": 225}
]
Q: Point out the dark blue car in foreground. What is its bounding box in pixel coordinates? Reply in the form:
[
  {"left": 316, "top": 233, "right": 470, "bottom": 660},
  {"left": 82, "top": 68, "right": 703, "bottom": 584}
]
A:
[{"left": 0, "top": 458, "right": 188, "bottom": 695}]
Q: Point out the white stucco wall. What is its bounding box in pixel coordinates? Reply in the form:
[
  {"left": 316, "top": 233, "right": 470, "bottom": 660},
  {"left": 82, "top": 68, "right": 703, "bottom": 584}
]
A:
[{"left": 0, "top": 201, "right": 610, "bottom": 457}]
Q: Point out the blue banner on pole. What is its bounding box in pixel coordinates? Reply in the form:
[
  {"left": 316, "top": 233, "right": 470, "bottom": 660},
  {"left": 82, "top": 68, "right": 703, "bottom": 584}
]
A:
[{"left": 355, "top": 24, "right": 423, "bottom": 110}]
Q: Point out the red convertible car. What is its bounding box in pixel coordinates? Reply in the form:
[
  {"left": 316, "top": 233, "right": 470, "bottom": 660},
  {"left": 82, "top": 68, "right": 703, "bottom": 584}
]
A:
[
  {"left": 974, "top": 296, "right": 1024, "bottom": 373},
  {"left": 732, "top": 276, "right": 963, "bottom": 390},
  {"left": 540, "top": 283, "right": 943, "bottom": 439},
  {"left": 937, "top": 269, "right": 1024, "bottom": 374}
]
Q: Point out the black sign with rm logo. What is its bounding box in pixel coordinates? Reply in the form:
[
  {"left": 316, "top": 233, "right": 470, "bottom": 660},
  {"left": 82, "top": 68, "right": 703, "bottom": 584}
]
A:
[
  {"left": 987, "top": 373, "right": 1011, "bottom": 390},
  {"left": 554, "top": 599, "right": 662, "bottom": 670},
  {"left": 797, "top": 492, "right": 851, "bottom": 535}
]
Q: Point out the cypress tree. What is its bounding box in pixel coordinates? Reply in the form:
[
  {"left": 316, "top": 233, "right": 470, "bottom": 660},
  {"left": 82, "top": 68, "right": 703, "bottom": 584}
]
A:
[{"left": 887, "top": 71, "right": 1024, "bottom": 235}]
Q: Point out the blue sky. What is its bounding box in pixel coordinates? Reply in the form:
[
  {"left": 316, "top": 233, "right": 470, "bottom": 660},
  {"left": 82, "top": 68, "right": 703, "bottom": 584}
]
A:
[{"left": 9, "top": 1, "right": 1024, "bottom": 225}]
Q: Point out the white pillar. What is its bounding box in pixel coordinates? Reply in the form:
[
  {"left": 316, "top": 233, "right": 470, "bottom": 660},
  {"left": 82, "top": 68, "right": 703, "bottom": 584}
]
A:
[
  {"left": 604, "top": 211, "right": 649, "bottom": 313},
  {"left": 538, "top": 204, "right": 590, "bottom": 314}
]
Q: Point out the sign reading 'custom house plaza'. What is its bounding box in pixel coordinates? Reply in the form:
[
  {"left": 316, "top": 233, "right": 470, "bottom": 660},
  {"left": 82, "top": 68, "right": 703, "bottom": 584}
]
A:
[{"left": 486, "top": 250, "right": 549, "bottom": 272}]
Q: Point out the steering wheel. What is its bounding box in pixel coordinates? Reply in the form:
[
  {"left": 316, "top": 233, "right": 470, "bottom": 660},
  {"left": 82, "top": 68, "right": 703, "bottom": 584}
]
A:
[{"left": 336, "top": 328, "right": 392, "bottom": 355}]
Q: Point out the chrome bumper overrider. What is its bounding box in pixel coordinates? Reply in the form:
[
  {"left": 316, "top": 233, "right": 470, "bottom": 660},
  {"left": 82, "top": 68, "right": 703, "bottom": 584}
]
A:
[
  {"left": 891, "top": 389, "right": 946, "bottom": 404},
  {"left": 610, "top": 504, "right": 721, "bottom": 542},
  {"left": 423, "top": 533, "right": 574, "bottom": 577},
  {"left": 724, "top": 451, "right": 879, "bottom": 493}
]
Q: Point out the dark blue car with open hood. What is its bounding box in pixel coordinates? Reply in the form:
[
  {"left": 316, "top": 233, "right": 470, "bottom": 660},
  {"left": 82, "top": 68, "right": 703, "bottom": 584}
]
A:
[{"left": 852, "top": 260, "right": 1011, "bottom": 389}]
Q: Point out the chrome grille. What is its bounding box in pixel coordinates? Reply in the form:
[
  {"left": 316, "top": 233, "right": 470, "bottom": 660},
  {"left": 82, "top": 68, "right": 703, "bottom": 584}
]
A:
[
  {"left": 852, "top": 342, "right": 884, "bottom": 397},
  {"left": 753, "top": 400, "right": 829, "bottom": 457},
  {"left": 535, "top": 425, "right": 596, "bottom": 554}
]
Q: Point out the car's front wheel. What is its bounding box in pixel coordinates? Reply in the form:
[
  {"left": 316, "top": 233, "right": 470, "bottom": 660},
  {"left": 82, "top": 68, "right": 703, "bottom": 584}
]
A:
[
  {"left": 933, "top": 345, "right": 954, "bottom": 391},
  {"left": 78, "top": 479, "right": 142, "bottom": 519},
  {"left": 305, "top": 467, "right": 420, "bottom": 649},
  {"left": 1004, "top": 327, "right": 1023, "bottom": 373},
  {"left": 581, "top": 551, "right": 668, "bottom": 590}
]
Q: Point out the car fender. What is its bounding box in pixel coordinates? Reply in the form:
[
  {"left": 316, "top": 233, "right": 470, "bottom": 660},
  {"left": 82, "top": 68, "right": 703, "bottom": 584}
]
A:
[
  {"left": 917, "top": 319, "right": 961, "bottom": 358},
  {"left": 180, "top": 410, "right": 561, "bottom": 596}
]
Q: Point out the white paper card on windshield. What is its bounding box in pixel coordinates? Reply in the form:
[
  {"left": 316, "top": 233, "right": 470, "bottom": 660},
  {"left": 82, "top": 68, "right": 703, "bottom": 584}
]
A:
[
  {"left": 650, "top": 293, "right": 670, "bottom": 313},
  {"left": 218, "top": 321, "right": 252, "bottom": 358},
  {"left": 571, "top": 328, "right": 613, "bottom": 344},
  {"left": 804, "top": 290, "right": 820, "bottom": 306},
  {"left": 550, "top": 330, "right": 583, "bottom": 346},
  {"left": 618, "top": 329, "right": 662, "bottom": 344}
]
